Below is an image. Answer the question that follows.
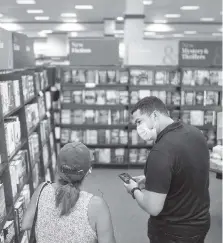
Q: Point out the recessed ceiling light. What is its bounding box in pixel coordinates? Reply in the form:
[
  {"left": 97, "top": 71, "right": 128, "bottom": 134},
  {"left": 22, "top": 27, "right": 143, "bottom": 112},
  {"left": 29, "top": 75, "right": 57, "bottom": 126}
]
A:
[
  {"left": 61, "top": 13, "right": 77, "bottom": 18},
  {"left": 143, "top": 0, "right": 153, "bottom": 5},
  {"left": 70, "top": 32, "right": 78, "bottom": 37},
  {"left": 62, "top": 19, "right": 77, "bottom": 23},
  {"left": 144, "top": 31, "right": 156, "bottom": 36},
  {"left": 173, "top": 33, "right": 184, "bottom": 37},
  {"left": 165, "top": 14, "right": 181, "bottom": 18},
  {"left": 57, "top": 23, "right": 84, "bottom": 31},
  {"left": 75, "top": 5, "right": 93, "bottom": 10},
  {"left": 180, "top": 6, "right": 200, "bottom": 10},
  {"left": 146, "top": 24, "right": 173, "bottom": 32},
  {"left": 16, "top": 0, "right": 36, "bottom": 4},
  {"left": 155, "top": 35, "right": 165, "bottom": 38},
  {"left": 35, "top": 16, "right": 50, "bottom": 20},
  {"left": 200, "top": 18, "right": 214, "bottom": 22},
  {"left": 184, "top": 30, "right": 197, "bottom": 34},
  {"left": 27, "top": 9, "right": 44, "bottom": 14},
  {"left": 154, "top": 20, "right": 167, "bottom": 24},
  {"left": 117, "top": 16, "right": 124, "bottom": 21},
  {"left": 41, "top": 30, "right": 52, "bottom": 34},
  {"left": 0, "top": 23, "right": 22, "bottom": 31},
  {"left": 212, "top": 33, "right": 222, "bottom": 36}
]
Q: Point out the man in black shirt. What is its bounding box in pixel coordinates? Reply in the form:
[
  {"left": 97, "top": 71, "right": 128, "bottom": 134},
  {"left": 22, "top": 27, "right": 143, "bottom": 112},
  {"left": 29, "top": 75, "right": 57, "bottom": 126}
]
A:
[{"left": 124, "top": 96, "right": 210, "bottom": 243}]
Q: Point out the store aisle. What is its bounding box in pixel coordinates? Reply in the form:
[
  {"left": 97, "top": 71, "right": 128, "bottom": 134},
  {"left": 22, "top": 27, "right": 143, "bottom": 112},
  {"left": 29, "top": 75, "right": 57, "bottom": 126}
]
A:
[{"left": 83, "top": 169, "right": 222, "bottom": 243}]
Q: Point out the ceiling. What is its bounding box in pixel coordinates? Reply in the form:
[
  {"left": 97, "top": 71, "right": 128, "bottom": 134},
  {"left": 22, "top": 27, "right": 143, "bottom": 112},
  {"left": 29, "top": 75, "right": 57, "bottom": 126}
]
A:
[{"left": 0, "top": 0, "right": 222, "bottom": 39}]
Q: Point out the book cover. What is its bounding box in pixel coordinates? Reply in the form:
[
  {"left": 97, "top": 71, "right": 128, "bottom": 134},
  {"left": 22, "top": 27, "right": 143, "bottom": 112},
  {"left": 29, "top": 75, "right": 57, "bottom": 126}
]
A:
[
  {"left": 131, "top": 130, "right": 138, "bottom": 145},
  {"left": 98, "top": 129, "right": 106, "bottom": 144},
  {"left": 119, "top": 71, "right": 129, "bottom": 84},
  {"left": 106, "top": 91, "right": 117, "bottom": 104},
  {"left": 84, "top": 91, "right": 96, "bottom": 104},
  {"left": 86, "top": 70, "right": 96, "bottom": 83},
  {"left": 119, "top": 110, "right": 128, "bottom": 124},
  {"left": 169, "top": 71, "right": 180, "bottom": 85},
  {"left": 115, "top": 149, "right": 125, "bottom": 164},
  {"left": 119, "top": 131, "right": 128, "bottom": 144},
  {"left": 182, "top": 70, "right": 194, "bottom": 85},
  {"left": 209, "top": 71, "right": 221, "bottom": 86},
  {"left": 184, "top": 91, "right": 195, "bottom": 105},
  {"left": 61, "top": 110, "right": 71, "bottom": 124},
  {"left": 129, "top": 149, "right": 138, "bottom": 164},
  {"left": 63, "top": 70, "right": 71, "bottom": 83},
  {"left": 111, "top": 110, "right": 120, "bottom": 124},
  {"left": 85, "top": 110, "right": 95, "bottom": 124},
  {"left": 71, "top": 70, "right": 80, "bottom": 83},
  {"left": 154, "top": 71, "right": 169, "bottom": 85},
  {"left": 190, "top": 111, "right": 204, "bottom": 126},
  {"left": 194, "top": 70, "right": 210, "bottom": 86},
  {"left": 130, "top": 70, "right": 148, "bottom": 85},
  {"left": 13, "top": 80, "right": 21, "bottom": 108},
  {"left": 72, "top": 91, "right": 83, "bottom": 104},
  {"left": 70, "top": 130, "right": 83, "bottom": 143},
  {"left": 195, "top": 92, "right": 204, "bottom": 105},
  {"left": 14, "top": 198, "right": 25, "bottom": 236},
  {"left": 60, "top": 129, "right": 70, "bottom": 144},
  {"left": 119, "top": 91, "right": 128, "bottom": 105},
  {"left": 138, "top": 149, "right": 148, "bottom": 164},
  {"left": 205, "top": 91, "right": 219, "bottom": 106},
  {"left": 131, "top": 91, "right": 139, "bottom": 105},
  {"left": 73, "top": 110, "right": 84, "bottom": 124},
  {"left": 204, "top": 111, "right": 216, "bottom": 126},
  {"left": 171, "top": 92, "right": 181, "bottom": 105},
  {"left": 217, "top": 112, "right": 222, "bottom": 141},
  {"left": 98, "top": 149, "right": 111, "bottom": 163},
  {"left": 98, "top": 71, "right": 107, "bottom": 84},
  {"left": 0, "top": 184, "right": 6, "bottom": 225},
  {"left": 62, "top": 91, "right": 71, "bottom": 103},
  {"left": 111, "top": 130, "right": 120, "bottom": 144},
  {"left": 85, "top": 130, "right": 97, "bottom": 144},
  {"left": 158, "top": 91, "right": 167, "bottom": 104},
  {"left": 97, "top": 110, "right": 110, "bottom": 124},
  {"left": 107, "top": 71, "right": 117, "bottom": 84},
  {"left": 3, "top": 220, "right": 15, "bottom": 243},
  {"left": 96, "top": 90, "right": 106, "bottom": 105}
]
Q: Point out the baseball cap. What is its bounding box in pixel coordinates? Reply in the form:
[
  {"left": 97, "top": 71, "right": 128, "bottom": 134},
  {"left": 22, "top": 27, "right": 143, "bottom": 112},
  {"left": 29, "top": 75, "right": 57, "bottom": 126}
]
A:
[{"left": 57, "top": 142, "right": 92, "bottom": 182}]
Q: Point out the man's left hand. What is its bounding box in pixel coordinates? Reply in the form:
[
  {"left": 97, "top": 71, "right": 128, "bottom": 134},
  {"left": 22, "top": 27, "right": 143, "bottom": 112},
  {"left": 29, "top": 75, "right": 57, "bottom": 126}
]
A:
[{"left": 124, "top": 179, "right": 139, "bottom": 194}]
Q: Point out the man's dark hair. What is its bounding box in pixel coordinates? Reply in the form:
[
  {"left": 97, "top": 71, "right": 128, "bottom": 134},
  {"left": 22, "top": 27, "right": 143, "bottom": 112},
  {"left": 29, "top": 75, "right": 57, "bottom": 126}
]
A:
[{"left": 131, "top": 96, "right": 169, "bottom": 116}]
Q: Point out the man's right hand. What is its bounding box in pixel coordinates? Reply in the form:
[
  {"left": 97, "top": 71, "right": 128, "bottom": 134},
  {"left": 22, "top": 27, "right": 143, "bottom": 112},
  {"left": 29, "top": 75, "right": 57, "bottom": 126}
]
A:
[{"left": 132, "top": 175, "right": 146, "bottom": 189}]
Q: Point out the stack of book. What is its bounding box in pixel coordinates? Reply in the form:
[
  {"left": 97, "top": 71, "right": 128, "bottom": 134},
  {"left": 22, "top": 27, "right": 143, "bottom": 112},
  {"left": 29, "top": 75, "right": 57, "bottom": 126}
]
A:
[
  {"left": 38, "top": 96, "right": 46, "bottom": 119},
  {"left": 42, "top": 144, "right": 50, "bottom": 170},
  {"left": 0, "top": 80, "right": 20, "bottom": 115},
  {"left": 25, "top": 104, "right": 40, "bottom": 132},
  {"left": 40, "top": 118, "right": 51, "bottom": 145},
  {"left": 3, "top": 220, "right": 15, "bottom": 243},
  {"left": 129, "top": 149, "right": 150, "bottom": 164},
  {"left": 28, "top": 133, "right": 40, "bottom": 168},
  {"left": 9, "top": 150, "right": 29, "bottom": 198},
  {"left": 32, "top": 163, "right": 39, "bottom": 190},
  {"left": 182, "top": 70, "right": 222, "bottom": 86},
  {"left": 94, "top": 148, "right": 128, "bottom": 164},
  {"left": 4, "top": 116, "right": 21, "bottom": 157},
  {"left": 0, "top": 183, "right": 6, "bottom": 225},
  {"left": 14, "top": 197, "right": 25, "bottom": 237},
  {"left": 22, "top": 75, "right": 35, "bottom": 102},
  {"left": 63, "top": 69, "right": 129, "bottom": 84}
]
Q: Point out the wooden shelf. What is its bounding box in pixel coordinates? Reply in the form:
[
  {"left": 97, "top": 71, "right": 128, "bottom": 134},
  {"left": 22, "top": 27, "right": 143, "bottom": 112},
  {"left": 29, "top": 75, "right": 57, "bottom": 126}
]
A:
[
  {"left": 60, "top": 124, "right": 128, "bottom": 130},
  {"left": 24, "top": 95, "right": 37, "bottom": 105},
  {"left": 28, "top": 122, "right": 40, "bottom": 137},
  {"left": 3, "top": 104, "right": 23, "bottom": 119},
  {"left": 8, "top": 139, "right": 27, "bottom": 163},
  {"left": 62, "top": 83, "right": 128, "bottom": 91},
  {"left": 181, "top": 85, "right": 222, "bottom": 92},
  {"left": 61, "top": 103, "right": 128, "bottom": 110},
  {"left": 129, "top": 85, "right": 179, "bottom": 92},
  {"left": 181, "top": 105, "right": 222, "bottom": 111}
]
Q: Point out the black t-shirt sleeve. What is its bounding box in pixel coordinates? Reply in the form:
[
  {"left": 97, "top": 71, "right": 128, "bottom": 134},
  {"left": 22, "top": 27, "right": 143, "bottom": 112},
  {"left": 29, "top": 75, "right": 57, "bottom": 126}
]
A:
[{"left": 145, "top": 150, "right": 173, "bottom": 194}]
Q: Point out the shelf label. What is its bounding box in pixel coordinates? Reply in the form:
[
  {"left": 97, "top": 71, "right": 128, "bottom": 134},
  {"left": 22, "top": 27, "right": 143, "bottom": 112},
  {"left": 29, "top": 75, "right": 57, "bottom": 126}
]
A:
[
  {"left": 179, "top": 41, "right": 222, "bottom": 67},
  {"left": 69, "top": 38, "right": 119, "bottom": 66}
]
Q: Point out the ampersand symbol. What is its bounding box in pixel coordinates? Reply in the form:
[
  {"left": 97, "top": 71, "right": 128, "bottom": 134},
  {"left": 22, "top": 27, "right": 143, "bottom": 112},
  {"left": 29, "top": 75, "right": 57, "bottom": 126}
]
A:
[
  {"left": 163, "top": 46, "right": 176, "bottom": 65},
  {"left": 213, "top": 46, "right": 222, "bottom": 66}
]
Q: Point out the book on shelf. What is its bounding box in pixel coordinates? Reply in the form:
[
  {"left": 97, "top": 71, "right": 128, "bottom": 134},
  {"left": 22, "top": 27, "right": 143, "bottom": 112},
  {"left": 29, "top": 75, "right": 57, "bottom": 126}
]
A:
[
  {"left": 130, "top": 70, "right": 153, "bottom": 85},
  {"left": 131, "top": 130, "right": 139, "bottom": 145},
  {"left": 63, "top": 70, "right": 71, "bottom": 83},
  {"left": 73, "top": 110, "right": 84, "bottom": 124},
  {"left": 169, "top": 71, "right": 180, "bottom": 85},
  {"left": 119, "top": 131, "right": 128, "bottom": 144},
  {"left": 70, "top": 130, "right": 83, "bottom": 143},
  {"left": 107, "top": 71, "right": 117, "bottom": 84},
  {"left": 98, "top": 71, "right": 107, "bottom": 84},
  {"left": 96, "top": 110, "right": 110, "bottom": 124},
  {"left": 34, "top": 72, "right": 41, "bottom": 93},
  {"left": 210, "top": 70, "right": 222, "bottom": 86},
  {"left": 129, "top": 149, "right": 138, "bottom": 164},
  {"left": 130, "top": 91, "right": 139, "bottom": 105},
  {"left": 181, "top": 111, "right": 190, "bottom": 124},
  {"left": 85, "top": 110, "right": 95, "bottom": 124},
  {"left": 84, "top": 130, "right": 98, "bottom": 145},
  {"left": 190, "top": 111, "right": 204, "bottom": 126},
  {"left": 20, "top": 185, "right": 30, "bottom": 209},
  {"left": 54, "top": 112, "right": 60, "bottom": 125},
  {"left": 72, "top": 91, "right": 83, "bottom": 104},
  {"left": 119, "top": 91, "right": 128, "bottom": 105},
  {"left": 111, "top": 110, "right": 120, "bottom": 124},
  {"left": 71, "top": 70, "right": 86, "bottom": 84},
  {"left": 4, "top": 116, "right": 21, "bottom": 157},
  {"left": 96, "top": 90, "right": 106, "bottom": 105},
  {"left": 32, "top": 163, "right": 39, "bottom": 190},
  {"left": 139, "top": 90, "right": 150, "bottom": 100},
  {"left": 25, "top": 104, "right": 40, "bottom": 132},
  {"left": 168, "top": 91, "right": 180, "bottom": 106},
  {"left": 204, "top": 91, "right": 219, "bottom": 106},
  {"left": 40, "top": 119, "right": 51, "bottom": 144},
  {"left": 194, "top": 70, "right": 210, "bottom": 86},
  {"left": 62, "top": 91, "right": 71, "bottom": 103},
  {"left": 3, "top": 220, "right": 15, "bottom": 243},
  {"left": 96, "top": 149, "right": 111, "bottom": 164},
  {"left": 204, "top": 111, "right": 216, "bottom": 126},
  {"left": 97, "top": 130, "right": 108, "bottom": 144},
  {"left": 22, "top": 75, "right": 35, "bottom": 102},
  {"left": 154, "top": 71, "right": 169, "bottom": 85},
  {"left": 14, "top": 197, "right": 25, "bottom": 237},
  {"left": 138, "top": 149, "right": 149, "bottom": 164},
  {"left": 182, "top": 70, "right": 194, "bottom": 85},
  {"left": 43, "top": 145, "right": 50, "bottom": 169},
  {"left": 110, "top": 130, "right": 120, "bottom": 144},
  {"left": 38, "top": 96, "right": 46, "bottom": 119},
  {"left": 29, "top": 133, "right": 40, "bottom": 167},
  {"left": 0, "top": 183, "right": 6, "bottom": 225},
  {"left": 217, "top": 112, "right": 222, "bottom": 143},
  {"left": 113, "top": 149, "right": 126, "bottom": 164},
  {"left": 61, "top": 110, "right": 71, "bottom": 124},
  {"left": 119, "top": 110, "right": 128, "bottom": 124},
  {"left": 106, "top": 91, "right": 117, "bottom": 104},
  {"left": 61, "top": 129, "right": 70, "bottom": 144},
  {"left": 119, "top": 70, "right": 129, "bottom": 84},
  {"left": 86, "top": 70, "right": 97, "bottom": 84},
  {"left": 181, "top": 91, "right": 195, "bottom": 106},
  {"left": 84, "top": 91, "right": 96, "bottom": 104}
]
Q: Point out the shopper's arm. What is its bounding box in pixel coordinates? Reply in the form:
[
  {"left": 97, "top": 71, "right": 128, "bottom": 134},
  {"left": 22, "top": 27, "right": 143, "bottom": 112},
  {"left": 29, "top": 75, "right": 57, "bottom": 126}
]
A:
[
  {"left": 21, "top": 182, "right": 44, "bottom": 231},
  {"left": 92, "top": 196, "right": 116, "bottom": 243}
]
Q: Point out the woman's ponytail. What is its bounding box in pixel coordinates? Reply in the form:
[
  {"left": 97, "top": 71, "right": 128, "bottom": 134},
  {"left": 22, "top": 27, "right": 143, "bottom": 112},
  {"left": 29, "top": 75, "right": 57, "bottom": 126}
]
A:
[{"left": 55, "top": 180, "right": 82, "bottom": 216}]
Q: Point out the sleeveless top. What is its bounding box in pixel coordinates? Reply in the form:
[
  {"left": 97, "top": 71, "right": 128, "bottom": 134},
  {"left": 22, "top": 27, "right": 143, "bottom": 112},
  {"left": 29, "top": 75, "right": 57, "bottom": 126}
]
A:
[{"left": 35, "top": 184, "right": 97, "bottom": 243}]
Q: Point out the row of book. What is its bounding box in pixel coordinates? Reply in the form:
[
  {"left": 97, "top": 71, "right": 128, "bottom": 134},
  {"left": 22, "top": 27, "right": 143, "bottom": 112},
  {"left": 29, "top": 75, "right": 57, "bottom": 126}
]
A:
[
  {"left": 0, "top": 80, "right": 20, "bottom": 116},
  {"left": 62, "top": 69, "right": 222, "bottom": 86},
  {"left": 35, "top": 70, "right": 49, "bottom": 93},
  {"left": 22, "top": 75, "right": 35, "bottom": 103},
  {"left": 9, "top": 150, "right": 29, "bottom": 198},
  {"left": 28, "top": 133, "right": 40, "bottom": 168},
  {"left": 181, "top": 111, "right": 217, "bottom": 126},
  {"left": 61, "top": 110, "right": 128, "bottom": 125},
  {"left": 40, "top": 118, "right": 52, "bottom": 146},
  {"left": 4, "top": 116, "right": 21, "bottom": 157},
  {"left": 25, "top": 103, "right": 40, "bottom": 133}
]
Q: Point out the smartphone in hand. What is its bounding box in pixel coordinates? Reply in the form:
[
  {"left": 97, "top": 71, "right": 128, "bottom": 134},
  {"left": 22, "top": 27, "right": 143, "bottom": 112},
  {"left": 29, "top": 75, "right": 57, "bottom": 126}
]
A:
[{"left": 119, "top": 173, "right": 136, "bottom": 184}]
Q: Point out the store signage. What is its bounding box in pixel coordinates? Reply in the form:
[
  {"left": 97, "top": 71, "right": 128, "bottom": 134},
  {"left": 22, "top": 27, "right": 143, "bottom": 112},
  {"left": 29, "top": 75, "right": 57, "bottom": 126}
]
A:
[
  {"left": 126, "top": 40, "right": 179, "bottom": 66},
  {"left": 69, "top": 38, "right": 119, "bottom": 66},
  {"left": 179, "top": 41, "right": 222, "bottom": 67}
]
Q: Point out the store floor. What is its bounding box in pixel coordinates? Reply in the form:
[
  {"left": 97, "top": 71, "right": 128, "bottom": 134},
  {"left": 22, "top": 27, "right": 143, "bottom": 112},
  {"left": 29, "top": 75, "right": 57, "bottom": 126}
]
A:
[{"left": 83, "top": 169, "right": 222, "bottom": 243}]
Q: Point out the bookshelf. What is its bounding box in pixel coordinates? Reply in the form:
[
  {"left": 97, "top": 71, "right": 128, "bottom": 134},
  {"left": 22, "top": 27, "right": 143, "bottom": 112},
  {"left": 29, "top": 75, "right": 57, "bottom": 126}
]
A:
[
  {"left": 0, "top": 67, "right": 57, "bottom": 243},
  {"left": 58, "top": 66, "right": 222, "bottom": 171}
]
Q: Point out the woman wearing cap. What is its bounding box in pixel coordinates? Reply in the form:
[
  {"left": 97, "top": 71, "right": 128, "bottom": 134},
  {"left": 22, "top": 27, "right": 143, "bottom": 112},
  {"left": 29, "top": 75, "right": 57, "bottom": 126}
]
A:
[{"left": 22, "top": 142, "right": 116, "bottom": 243}]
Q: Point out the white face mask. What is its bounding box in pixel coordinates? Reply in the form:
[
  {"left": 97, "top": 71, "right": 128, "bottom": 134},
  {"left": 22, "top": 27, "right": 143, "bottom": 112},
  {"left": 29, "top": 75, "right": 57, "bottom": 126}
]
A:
[{"left": 137, "top": 122, "right": 157, "bottom": 141}]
